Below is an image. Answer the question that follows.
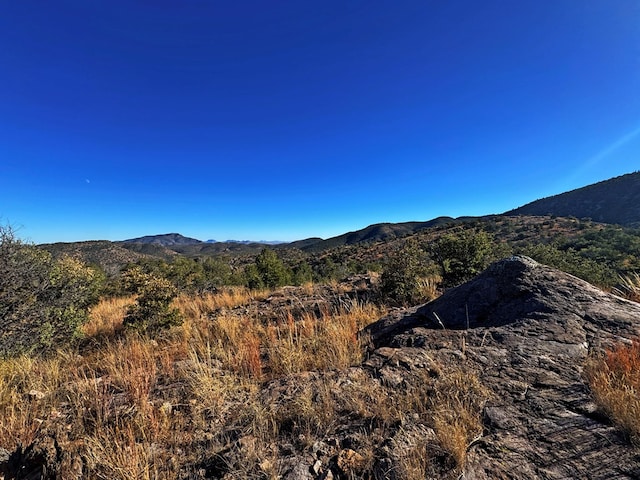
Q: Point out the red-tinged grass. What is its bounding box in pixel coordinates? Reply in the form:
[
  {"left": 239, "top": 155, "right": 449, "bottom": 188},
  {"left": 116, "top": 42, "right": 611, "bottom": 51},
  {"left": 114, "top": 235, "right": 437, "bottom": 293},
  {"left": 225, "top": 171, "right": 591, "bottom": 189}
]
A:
[{"left": 586, "top": 338, "right": 640, "bottom": 444}]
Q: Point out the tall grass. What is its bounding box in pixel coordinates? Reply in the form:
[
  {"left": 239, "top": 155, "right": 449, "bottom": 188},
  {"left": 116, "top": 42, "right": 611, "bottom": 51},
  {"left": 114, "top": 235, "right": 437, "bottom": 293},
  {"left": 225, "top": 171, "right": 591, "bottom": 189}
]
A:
[
  {"left": 586, "top": 337, "right": 640, "bottom": 444},
  {"left": 614, "top": 273, "right": 640, "bottom": 303},
  {"left": 83, "top": 296, "right": 134, "bottom": 337}
]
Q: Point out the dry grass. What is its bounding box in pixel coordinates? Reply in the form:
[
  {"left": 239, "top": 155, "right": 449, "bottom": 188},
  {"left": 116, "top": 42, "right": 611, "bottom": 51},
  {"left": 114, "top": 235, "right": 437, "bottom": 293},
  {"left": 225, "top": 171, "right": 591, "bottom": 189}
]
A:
[
  {"left": 431, "top": 369, "right": 488, "bottom": 469},
  {"left": 265, "top": 302, "right": 380, "bottom": 376},
  {"left": 83, "top": 296, "right": 135, "bottom": 337},
  {"left": 0, "top": 353, "right": 67, "bottom": 447},
  {"left": 0, "top": 284, "right": 490, "bottom": 478},
  {"left": 173, "top": 287, "right": 269, "bottom": 318},
  {"left": 614, "top": 273, "right": 640, "bottom": 303},
  {"left": 416, "top": 274, "right": 442, "bottom": 302},
  {"left": 586, "top": 337, "right": 640, "bottom": 444},
  {"left": 182, "top": 295, "right": 384, "bottom": 380}
]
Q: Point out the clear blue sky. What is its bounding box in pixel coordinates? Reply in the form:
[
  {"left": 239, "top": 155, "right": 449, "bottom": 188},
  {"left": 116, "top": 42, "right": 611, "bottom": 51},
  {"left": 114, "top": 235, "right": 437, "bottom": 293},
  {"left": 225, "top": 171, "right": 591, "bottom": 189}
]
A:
[{"left": 1, "top": 1, "right": 639, "bottom": 243}]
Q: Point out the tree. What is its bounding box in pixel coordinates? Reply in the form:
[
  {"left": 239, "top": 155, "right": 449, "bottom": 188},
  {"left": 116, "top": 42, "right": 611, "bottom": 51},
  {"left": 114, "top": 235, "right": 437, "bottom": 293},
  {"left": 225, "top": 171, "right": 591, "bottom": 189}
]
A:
[
  {"left": 245, "top": 248, "right": 292, "bottom": 289},
  {"left": 292, "top": 260, "right": 313, "bottom": 285}
]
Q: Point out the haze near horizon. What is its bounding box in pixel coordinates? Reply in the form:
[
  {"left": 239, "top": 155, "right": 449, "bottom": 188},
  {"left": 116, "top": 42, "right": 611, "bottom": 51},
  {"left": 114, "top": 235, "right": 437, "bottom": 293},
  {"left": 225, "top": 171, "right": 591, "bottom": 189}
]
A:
[{"left": 1, "top": 1, "right": 639, "bottom": 244}]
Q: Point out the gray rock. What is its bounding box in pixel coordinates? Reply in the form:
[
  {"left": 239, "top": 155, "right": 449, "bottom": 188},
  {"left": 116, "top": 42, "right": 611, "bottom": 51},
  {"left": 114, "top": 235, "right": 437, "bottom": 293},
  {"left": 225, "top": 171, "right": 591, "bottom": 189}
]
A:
[{"left": 365, "top": 256, "right": 640, "bottom": 479}]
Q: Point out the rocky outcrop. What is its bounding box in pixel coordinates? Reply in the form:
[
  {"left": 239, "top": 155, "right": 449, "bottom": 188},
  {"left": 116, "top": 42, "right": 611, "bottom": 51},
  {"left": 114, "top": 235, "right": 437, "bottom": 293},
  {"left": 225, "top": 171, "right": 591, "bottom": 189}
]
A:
[{"left": 365, "top": 255, "right": 640, "bottom": 479}]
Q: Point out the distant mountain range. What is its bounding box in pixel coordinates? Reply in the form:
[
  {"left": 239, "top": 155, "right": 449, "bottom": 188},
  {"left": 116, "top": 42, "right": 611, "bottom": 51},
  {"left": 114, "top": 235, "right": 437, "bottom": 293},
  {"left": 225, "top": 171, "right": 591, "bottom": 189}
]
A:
[
  {"left": 40, "top": 171, "right": 640, "bottom": 272},
  {"left": 123, "top": 233, "right": 203, "bottom": 246},
  {"left": 206, "top": 240, "right": 285, "bottom": 245},
  {"left": 116, "top": 217, "right": 470, "bottom": 253},
  {"left": 121, "top": 233, "right": 284, "bottom": 247},
  {"left": 116, "top": 172, "right": 640, "bottom": 252},
  {"left": 506, "top": 171, "right": 640, "bottom": 227}
]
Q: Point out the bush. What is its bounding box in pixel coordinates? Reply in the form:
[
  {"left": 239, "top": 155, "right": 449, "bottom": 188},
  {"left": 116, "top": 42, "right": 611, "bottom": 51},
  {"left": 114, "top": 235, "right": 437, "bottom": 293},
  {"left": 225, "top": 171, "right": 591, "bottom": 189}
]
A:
[
  {"left": 429, "top": 229, "right": 498, "bottom": 287},
  {"left": 519, "top": 243, "right": 615, "bottom": 287},
  {"left": 245, "top": 248, "right": 292, "bottom": 289},
  {"left": 121, "top": 267, "right": 182, "bottom": 334},
  {"left": 381, "top": 239, "right": 437, "bottom": 306},
  {"left": 0, "top": 226, "right": 103, "bottom": 355}
]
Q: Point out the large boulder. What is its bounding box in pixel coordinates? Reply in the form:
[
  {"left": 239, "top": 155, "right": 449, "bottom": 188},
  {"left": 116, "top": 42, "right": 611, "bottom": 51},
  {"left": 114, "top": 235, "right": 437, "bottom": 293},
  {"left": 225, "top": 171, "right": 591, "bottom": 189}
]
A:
[{"left": 365, "top": 255, "right": 640, "bottom": 479}]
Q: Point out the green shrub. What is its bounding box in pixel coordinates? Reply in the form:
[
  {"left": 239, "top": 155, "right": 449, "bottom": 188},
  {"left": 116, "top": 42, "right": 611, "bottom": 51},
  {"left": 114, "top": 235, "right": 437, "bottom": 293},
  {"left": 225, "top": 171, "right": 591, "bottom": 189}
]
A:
[
  {"left": 121, "top": 267, "right": 182, "bottom": 334},
  {"left": 519, "top": 243, "right": 615, "bottom": 287},
  {"left": 244, "top": 248, "right": 292, "bottom": 289},
  {"left": 429, "top": 229, "right": 499, "bottom": 287},
  {"left": 381, "top": 239, "right": 435, "bottom": 306},
  {"left": 0, "top": 226, "right": 104, "bottom": 355}
]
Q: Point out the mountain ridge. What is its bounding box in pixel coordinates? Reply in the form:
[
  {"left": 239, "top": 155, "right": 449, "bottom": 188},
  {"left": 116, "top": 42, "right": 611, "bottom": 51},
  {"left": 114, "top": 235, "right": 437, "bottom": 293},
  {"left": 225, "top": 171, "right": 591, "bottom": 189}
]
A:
[{"left": 506, "top": 171, "right": 640, "bottom": 227}]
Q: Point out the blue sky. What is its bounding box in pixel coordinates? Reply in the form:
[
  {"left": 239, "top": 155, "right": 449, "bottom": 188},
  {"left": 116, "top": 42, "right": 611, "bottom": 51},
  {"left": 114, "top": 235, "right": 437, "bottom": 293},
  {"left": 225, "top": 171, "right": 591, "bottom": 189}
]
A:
[{"left": 1, "top": 1, "right": 639, "bottom": 243}]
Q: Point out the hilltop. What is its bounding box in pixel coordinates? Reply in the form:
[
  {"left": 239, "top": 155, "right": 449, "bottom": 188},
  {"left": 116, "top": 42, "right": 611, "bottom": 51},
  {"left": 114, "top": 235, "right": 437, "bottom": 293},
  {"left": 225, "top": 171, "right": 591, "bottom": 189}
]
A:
[{"left": 288, "top": 216, "right": 466, "bottom": 252}]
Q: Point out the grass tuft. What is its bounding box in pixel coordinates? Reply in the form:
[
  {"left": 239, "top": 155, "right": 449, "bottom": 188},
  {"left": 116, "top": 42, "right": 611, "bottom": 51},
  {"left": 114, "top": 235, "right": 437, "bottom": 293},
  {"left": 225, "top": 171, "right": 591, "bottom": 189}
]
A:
[
  {"left": 614, "top": 273, "right": 640, "bottom": 303},
  {"left": 586, "top": 337, "right": 640, "bottom": 444}
]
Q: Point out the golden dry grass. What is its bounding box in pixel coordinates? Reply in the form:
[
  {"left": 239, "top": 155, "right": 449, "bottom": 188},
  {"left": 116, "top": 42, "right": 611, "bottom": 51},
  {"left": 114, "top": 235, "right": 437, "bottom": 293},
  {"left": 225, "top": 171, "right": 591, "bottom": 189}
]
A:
[
  {"left": 83, "top": 296, "right": 134, "bottom": 337},
  {"left": 586, "top": 338, "right": 640, "bottom": 444},
  {"left": 0, "top": 285, "right": 488, "bottom": 478},
  {"left": 431, "top": 369, "right": 488, "bottom": 469},
  {"left": 0, "top": 354, "right": 65, "bottom": 447},
  {"left": 173, "top": 286, "right": 269, "bottom": 318}
]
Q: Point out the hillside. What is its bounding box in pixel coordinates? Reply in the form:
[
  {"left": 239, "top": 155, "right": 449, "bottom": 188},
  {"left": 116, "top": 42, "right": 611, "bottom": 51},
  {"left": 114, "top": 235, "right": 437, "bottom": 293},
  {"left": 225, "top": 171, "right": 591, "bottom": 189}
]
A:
[
  {"left": 40, "top": 240, "right": 154, "bottom": 276},
  {"left": 506, "top": 171, "right": 640, "bottom": 227}
]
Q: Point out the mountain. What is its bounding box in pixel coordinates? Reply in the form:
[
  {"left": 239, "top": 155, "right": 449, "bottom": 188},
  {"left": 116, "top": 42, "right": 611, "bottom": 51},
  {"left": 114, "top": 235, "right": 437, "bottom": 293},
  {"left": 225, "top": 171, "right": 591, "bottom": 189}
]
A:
[
  {"left": 506, "top": 171, "right": 640, "bottom": 227},
  {"left": 121, "top": 233, "right": 203, "bottom": 246}
]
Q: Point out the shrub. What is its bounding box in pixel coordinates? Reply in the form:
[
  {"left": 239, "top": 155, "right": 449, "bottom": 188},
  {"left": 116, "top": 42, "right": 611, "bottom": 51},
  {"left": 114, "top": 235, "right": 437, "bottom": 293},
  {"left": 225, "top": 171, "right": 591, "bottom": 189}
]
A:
[
  {"left": 245, "top": 248, "right": 292, "bottom": 289},
  {"left": 121, "top": 267, "right": 182, "bottom": 334},
  {"left": 0, "top": 226, "right": 104, "bottom": 355},
  {"left": 381, "top": 239, "right": 437, "bottom": 306},
  {"left": 519, "top": 243, "right": 615, "bottom": 287},
  {"left": 429, "top": 229, "right": 498, "bottom": 287}
]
